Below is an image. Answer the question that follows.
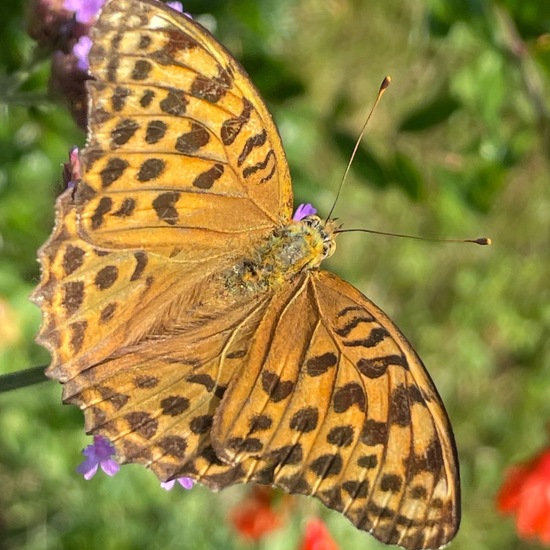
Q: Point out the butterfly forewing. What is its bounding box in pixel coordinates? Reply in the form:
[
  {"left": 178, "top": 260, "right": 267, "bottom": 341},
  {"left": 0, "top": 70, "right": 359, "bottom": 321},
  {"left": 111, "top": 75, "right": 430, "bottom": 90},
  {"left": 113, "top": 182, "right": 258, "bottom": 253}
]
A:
[
  {"left": 80, "top": 0, "right": 292, "bottom": 251},
  {"left": 32, "top": 187, "right": 186, "bottom": 380}
]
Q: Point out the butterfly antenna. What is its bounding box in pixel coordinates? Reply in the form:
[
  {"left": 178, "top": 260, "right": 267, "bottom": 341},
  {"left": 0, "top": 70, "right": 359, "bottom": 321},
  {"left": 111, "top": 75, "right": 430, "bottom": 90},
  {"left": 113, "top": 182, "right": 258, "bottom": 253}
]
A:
[
  {"left": 326, "top": 76, "right": 391, "bottom": 222},
  {"left": 335, "top": 227, "right": 491, "bottom": 246}
]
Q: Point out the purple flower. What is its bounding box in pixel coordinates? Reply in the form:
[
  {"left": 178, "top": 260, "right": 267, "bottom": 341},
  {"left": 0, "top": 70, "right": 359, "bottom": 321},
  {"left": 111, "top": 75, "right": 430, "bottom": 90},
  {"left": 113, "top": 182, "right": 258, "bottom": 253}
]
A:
[
  {"left": 76, "top": 435, "right": 120, "bottom": 480},
  {"left": 161, "top": 477, "right": 195, "bottom": 490},
  {"left": 63, "top": 146, "right": 81, "bottom": 189},
  {"left": 72, "top": 35, "right": 92, "bottom": 71},
  {"left": 293, "top": 203, "right": 317, "bottom": 221},
  {"left": 64, "top": 0, "right": 105, "bottom": 24},
  {"left": 166, "top": 1, "right": 183, "bottom": 12},
  {"left": 166, "top": 1, "right": 192, "bottom": 18}
]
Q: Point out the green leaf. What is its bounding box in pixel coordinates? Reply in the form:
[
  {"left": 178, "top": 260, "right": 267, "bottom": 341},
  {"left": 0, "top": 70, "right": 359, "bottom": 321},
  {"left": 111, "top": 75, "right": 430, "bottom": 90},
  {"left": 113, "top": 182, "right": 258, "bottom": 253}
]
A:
[
  {"left": 389, "top": 151, "right": 426, "bottom": 200},
  {"left": 240, "top": 54, "right": 305, "bottom": 103},
  {"left": 399, "top": 95, "right": 460, "bottom": 132},
  {"left": 464, "top": 161, "right": 507, "bottom": 213}
]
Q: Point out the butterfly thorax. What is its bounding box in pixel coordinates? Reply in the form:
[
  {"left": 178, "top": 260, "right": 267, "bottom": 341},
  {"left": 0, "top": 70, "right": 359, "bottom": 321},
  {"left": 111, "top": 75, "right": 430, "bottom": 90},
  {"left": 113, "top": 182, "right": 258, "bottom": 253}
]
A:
[{"left": 222, "top": 215, "right": 338, "bottom": 296}]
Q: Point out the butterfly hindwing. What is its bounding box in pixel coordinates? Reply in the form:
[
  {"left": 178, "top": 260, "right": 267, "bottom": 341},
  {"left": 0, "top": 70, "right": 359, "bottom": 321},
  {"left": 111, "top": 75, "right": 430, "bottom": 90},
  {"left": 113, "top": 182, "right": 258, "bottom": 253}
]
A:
[
  {"left": 213, "top": 271, "right": 460, "bottom": 550},
  {"left": 61, "top": 281, "right": 272, "bottom": 482}
]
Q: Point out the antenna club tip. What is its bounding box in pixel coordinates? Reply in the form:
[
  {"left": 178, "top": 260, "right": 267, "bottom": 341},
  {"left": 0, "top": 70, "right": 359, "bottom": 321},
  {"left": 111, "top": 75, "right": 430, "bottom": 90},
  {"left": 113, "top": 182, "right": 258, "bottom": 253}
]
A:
[
  {"left": 381, "top": 76, "right": 391, "bottom": 89},
  {"left": 472, "top": 237, "right": 492, "bottom": 246}
]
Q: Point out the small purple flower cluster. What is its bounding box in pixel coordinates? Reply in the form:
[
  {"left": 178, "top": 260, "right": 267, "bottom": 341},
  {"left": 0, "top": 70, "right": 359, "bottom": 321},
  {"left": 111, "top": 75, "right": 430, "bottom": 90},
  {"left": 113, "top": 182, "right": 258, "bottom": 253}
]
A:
[
  {"left": 63, "top": 0, "right": 106, "bottom": 24},
  {"left": 76, "top": 435, "right": 119, "bottom": 479},
  {"left": 293, "top": 203, "right": 317, "bottom": 221},
  {"left": 63, "top": 146, "right": 81, "bottom": 189},
  {"left": 77, "top": 435, "right": 194, "bottom": 491},
  {"left": 26, "top": 0, "right": 184, "bottom": 128},
  {"left": 166, "top": 2, "right": 185, "bottom": 14}
]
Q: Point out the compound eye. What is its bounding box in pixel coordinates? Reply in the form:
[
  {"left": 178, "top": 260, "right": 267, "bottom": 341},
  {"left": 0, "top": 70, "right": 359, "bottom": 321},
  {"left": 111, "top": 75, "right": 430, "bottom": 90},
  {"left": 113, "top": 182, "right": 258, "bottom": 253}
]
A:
[{"left": 303, "top": 216, "right": 322, "bottom": 230}]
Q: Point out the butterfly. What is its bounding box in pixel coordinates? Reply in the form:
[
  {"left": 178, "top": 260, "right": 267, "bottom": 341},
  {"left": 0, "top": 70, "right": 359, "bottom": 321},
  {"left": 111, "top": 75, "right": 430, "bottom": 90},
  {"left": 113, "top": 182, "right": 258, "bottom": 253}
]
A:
[{"left": 32, "top": 0, "right": 460, "bottom": 548}]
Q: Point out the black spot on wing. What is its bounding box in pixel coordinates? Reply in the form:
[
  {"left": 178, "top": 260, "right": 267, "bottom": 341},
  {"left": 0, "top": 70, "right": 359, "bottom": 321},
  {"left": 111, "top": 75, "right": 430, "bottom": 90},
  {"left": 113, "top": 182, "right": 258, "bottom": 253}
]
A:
[
  {"left": 289, "top": 407, "right": 319, "bottom": 433},
  {"left": 111, "top": 118, "right": 139, "bottom": 147},
  {"left": 100, "top": 157, "right": 128, "bottom": 188},
  {"left": 91, "top": 197, "right": 113, "bottom": 229},
  {"left": 193, "top": 164, "right": 224, "bottom": 189},
  {"left": 137, "top": 158, "right": 165, "bottom": 182},
  {"left": 63, "top": 245, "right": 85, "bottom": 276},
  {"left": 221, "top": 98, "right": 252, "bottom": 145},
  {"left": 237, "top": 129, "right": 267, "bottom": 166},
  {"left": 130, "top": 252, "right": 148, "bottom": 281},
  {"left": 261, "top": 372, "right": 294, "bottom": 403},
  {"left": 112, "top": 198, "right": 135, "bottom": 218},
  {"left": 357, "top": 354, "right": 408, "bottom": 379},
  {"left": 389, "top": 385, "right": 411, "bottom": 427},
  {"left": 342, "top": 327, "right": 390, "bottom": 348},
  {"left": 306, "top": 352, "right": 338, "bottom": 376},
  {"left": 160, "top": 89, "right": 188, "bottom": 116},
  {"left": 175, "top": 123, "right": 210, "bottom": 154},
  {"left": 333, "top": 383, "right": 366, "bottom": 413},
  {"left": 152, "top": 192, "right": 180, "bottom": 225},
  {"left": 131, "top": 59, "right": 152, "bottom": 80},
  {"left": 145, "top": 120, "right": 167, "bottom": 144},
  {"left": 111, "top": 86, "right": 131, "bottom": 112}
]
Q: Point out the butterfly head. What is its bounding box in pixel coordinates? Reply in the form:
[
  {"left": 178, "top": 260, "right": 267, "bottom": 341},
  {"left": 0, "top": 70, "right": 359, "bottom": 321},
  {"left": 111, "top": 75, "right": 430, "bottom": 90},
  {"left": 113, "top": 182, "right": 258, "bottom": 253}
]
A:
[
  {"left": 298, "top": 214, "right": 338, "bottom": 266},
  {"left": 291, "top": 203, "right": 338, "bottom": 268}
]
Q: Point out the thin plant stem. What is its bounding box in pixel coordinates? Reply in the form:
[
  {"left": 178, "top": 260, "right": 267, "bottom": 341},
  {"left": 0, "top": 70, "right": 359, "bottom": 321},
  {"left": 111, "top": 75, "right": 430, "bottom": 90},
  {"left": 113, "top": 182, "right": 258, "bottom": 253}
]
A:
[{"left": 0, "top": 366, "right": 49, "bottom": 393}]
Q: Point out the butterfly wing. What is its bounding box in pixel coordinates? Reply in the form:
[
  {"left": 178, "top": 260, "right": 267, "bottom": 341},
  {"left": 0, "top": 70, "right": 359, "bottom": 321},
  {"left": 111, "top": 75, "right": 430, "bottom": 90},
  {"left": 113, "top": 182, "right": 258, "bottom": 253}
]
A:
[
  {"left": 31, "top": 187, "right": 184, "bottom": 381},
  {"left": 213, "top": 270, "right": 460, "bottom": 550},
  {"left": 60, "top": 283, "right": 273, "bottom": 484},
  {"left": 33, "top": 0, "right": 293, "bottom": 380},
  {"left": 81, "top": 0, "right": 293, "bottom": 251}
]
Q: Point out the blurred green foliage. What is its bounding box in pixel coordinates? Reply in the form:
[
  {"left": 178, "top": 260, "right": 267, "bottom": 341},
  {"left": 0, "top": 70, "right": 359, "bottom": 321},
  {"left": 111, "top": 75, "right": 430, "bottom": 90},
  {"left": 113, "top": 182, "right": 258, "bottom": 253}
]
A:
[{"left": 1, "top": 0, "right": 550, "bottom": 549}]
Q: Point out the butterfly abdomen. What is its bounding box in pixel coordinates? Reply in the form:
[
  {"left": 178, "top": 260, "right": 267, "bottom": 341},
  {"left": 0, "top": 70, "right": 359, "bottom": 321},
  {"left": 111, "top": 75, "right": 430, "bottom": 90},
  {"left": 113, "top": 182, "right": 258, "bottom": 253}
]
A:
[{"left": 221, "top": 217, "right": 337, "bottom": 296}]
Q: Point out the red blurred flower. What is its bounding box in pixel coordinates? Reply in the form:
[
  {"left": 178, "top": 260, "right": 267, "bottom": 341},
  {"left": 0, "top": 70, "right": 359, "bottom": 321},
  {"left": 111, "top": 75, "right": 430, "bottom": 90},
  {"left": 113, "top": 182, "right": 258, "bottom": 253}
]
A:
[
  {"left": 497, "top": 448, "right": 550, "bottom": 544},
  {"left": 300, "top": 518, "right": 339, "bottom": 550},
  {"left": 230, "top": 487, "right": 285, "bottom": 541}
]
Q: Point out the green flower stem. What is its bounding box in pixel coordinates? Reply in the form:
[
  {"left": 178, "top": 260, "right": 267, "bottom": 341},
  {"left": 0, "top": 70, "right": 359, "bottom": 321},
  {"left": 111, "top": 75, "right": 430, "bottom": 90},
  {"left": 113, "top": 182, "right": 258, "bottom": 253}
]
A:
[{"left": 0, "top": 366, "right": 49, "bottom": 393}]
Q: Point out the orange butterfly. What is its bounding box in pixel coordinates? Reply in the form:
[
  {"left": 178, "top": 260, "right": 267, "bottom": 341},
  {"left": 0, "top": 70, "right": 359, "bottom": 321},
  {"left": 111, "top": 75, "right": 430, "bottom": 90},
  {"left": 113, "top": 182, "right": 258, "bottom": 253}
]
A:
[{"left": 32, "top": 1, "right": 460, "bottom": 548}]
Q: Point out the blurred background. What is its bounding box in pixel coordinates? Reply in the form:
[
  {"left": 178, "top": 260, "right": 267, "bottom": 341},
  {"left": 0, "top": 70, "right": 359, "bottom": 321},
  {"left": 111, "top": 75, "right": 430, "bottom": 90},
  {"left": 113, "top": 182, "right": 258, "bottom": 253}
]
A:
[{"left": 1, "top": 0, "right": 549, "bottom": 548}]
